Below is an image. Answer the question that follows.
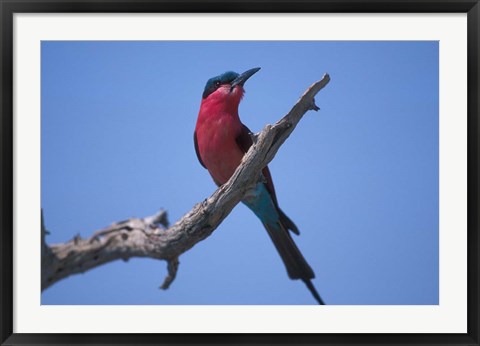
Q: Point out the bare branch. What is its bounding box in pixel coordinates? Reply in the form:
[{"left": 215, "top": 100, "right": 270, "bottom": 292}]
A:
[
  {"left": 160, "top": 257, "right": 179, "bottom": 290},
  {"left": 41, "top": 73, "right": 331, "bottom": 291}
]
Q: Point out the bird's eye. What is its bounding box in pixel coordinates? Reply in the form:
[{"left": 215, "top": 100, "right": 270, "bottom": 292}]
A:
[{"left": 215, "top": 81, "right": 221, "bottom": 88}]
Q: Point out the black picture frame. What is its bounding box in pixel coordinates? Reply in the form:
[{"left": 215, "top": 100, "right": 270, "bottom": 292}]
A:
[{"left": 1, "top": 1, "right": 478, "bottom": 345}]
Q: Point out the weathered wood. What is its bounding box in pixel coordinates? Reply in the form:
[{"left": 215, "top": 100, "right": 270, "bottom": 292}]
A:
[{"left": 41, "top": 74, "right": 331, "bottom": 291}]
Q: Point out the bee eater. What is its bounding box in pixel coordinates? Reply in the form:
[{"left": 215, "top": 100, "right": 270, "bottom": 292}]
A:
[{"left": 194, "top": 67, "right": 324, "bottom": 304}]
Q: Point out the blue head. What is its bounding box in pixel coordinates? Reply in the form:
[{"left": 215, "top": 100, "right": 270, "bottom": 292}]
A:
[{"left": 202, "top": 67, "right": 261, "bottom": 99}]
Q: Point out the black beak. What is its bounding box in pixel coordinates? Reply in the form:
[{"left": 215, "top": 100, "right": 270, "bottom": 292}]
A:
[{"left": 230, "top": 67, "right": 261, "bottom": 91}]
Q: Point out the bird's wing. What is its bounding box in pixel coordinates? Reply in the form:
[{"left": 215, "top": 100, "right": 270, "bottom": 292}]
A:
[
  {"left": 235, "top": 124, "right": 279, "bottom": 206},
  {"left": 236, "top": 123, "right": 300, "bottom": 235},
  {"left": 194, "top": 130, "right": 207, "bottom": 168}
]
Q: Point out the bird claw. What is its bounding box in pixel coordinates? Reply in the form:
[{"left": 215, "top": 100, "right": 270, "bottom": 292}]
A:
[{"left": 249, "top": 131, "right": 259, "bottom": 143}]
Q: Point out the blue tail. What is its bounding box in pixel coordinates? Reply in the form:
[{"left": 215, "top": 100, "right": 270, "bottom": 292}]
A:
[{"left": 242, "top": 183, "right": 325, "bottom": 304}]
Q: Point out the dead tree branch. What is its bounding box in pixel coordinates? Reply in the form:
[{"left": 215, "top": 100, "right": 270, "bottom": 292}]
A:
[{"left": 41, "top": 73, "right": 331, "bottom": 291}]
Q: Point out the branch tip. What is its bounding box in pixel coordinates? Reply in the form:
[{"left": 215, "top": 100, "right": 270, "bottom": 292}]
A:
[
  {"left": 160, "top": 257, "right": 180, "bottom": 290},
  {"left": 309, "top": 98, "right": 320, "bottom": 111},
  {"left": 154, "top": 209, "right": 169, "bottom": 228}
]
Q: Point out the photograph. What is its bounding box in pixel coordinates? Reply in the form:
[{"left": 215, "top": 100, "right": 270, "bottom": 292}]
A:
[{"left": 40, "top": 40, "right": 439, "bottom": 305}]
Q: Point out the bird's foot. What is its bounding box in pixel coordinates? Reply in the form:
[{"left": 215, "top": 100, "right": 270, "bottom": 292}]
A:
[{"left": 249, "top": 131, "right": 260, "bottom": 144}]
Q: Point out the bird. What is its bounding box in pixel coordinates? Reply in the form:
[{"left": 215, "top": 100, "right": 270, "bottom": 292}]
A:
[{"left": 194, "top": 67, "right": 324, "bottom": 305}]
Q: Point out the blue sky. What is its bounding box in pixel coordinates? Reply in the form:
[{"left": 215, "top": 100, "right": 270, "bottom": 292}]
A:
[{"left": 41, "top": 41, "right": 439, "bottom": 305}]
